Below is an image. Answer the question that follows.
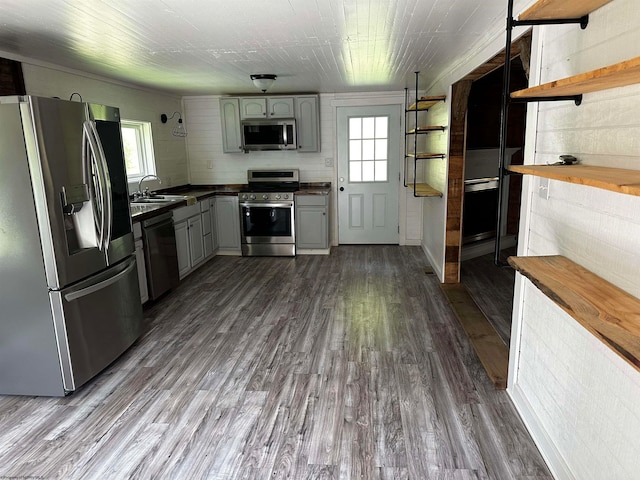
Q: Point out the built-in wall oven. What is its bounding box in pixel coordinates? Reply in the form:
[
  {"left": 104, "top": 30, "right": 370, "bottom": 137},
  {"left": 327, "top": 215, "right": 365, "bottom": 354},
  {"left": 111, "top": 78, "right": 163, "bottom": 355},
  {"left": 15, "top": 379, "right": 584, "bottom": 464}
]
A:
[
  {"left": 239, "top": 169, "right": 299, "bottom": 256},
  {"left": 462, "top": 177, "right": 499, "bottom": 244}
]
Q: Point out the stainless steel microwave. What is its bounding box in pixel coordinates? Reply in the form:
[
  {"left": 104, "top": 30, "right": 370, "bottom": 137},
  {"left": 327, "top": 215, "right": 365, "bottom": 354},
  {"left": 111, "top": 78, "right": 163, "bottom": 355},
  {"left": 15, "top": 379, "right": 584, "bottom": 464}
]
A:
[{"left": 241, "top": 119, "right": 297, "bottom": 151}]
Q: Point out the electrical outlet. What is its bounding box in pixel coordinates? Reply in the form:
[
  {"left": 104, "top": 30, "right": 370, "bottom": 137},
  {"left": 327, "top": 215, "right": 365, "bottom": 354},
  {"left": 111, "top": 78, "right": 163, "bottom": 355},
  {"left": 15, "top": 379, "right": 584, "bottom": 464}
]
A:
[
  {"left": 538, "top": 177, "right": 550, "bottom": 200},
  {"left": 207, "top": 159, "right": 214, "bottom": 169},
  {"left": 325, "top": 157, "right": 334, "bottom": 167}
]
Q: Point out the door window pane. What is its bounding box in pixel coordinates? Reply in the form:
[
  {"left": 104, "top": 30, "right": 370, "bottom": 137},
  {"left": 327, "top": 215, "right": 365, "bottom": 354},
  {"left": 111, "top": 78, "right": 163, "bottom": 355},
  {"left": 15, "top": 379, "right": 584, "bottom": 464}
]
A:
[
  {"left": 349, "top": 161, "right": 362, "bottom": 182},
  {"left": 349, "top": 118, "right": 362, "bottom": 139},
  {"left": 375, "top": 139, "right": 388, "bottom": 160},
  {"left": 375, "top": 117, "right": 388, "bottom": 138},
  {"left": 362, "top": 139, "right": 375, "bottom": 161},
  {"left": 362, "top": 117, "right": 375, "bottom": 138},
  {"left": 349, "top": 140, "right": 362, "bottom": 161},
  {"left": 348, "top": 115, "right": 389, "bottom": 183},
  {"left": 375, "top": 161, "right": 387, "bottom": 181},
  {"left": 362, "top": 161, "right": 375, "bottom": 182}
]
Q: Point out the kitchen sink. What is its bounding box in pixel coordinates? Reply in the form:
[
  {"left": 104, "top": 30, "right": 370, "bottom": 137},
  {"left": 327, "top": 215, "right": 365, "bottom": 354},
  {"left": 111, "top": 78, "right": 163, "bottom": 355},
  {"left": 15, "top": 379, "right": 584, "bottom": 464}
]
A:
[{"left": 130, "top": 194, "right": 186, "bottom": 204}]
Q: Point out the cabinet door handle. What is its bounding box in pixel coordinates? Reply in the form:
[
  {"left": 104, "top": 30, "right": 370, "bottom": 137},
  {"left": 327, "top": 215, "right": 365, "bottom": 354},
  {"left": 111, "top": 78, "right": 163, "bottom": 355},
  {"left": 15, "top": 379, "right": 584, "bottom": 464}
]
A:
[{"left": 339, "top": 187, "right": 344, "bottom": 192}]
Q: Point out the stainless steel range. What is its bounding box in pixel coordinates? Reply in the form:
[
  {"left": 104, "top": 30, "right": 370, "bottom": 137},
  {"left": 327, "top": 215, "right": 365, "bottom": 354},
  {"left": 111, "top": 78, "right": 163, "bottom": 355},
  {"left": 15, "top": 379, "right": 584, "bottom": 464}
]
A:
[{"left": 239, "top": 169, "right": 299, "bottom": 256}]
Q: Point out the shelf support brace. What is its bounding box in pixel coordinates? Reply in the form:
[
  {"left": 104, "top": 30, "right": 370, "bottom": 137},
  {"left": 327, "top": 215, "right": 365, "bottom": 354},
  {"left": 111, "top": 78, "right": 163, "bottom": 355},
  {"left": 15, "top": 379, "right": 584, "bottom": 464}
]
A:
[
  {"left": 511, "top": 94, "right": 583, "bottom": 105},
  {"left": 512, "top": 15, "right": 589, "bottom": 30},
  {"left": 495, "top": 0, "right": 516, "bottom": 267}
]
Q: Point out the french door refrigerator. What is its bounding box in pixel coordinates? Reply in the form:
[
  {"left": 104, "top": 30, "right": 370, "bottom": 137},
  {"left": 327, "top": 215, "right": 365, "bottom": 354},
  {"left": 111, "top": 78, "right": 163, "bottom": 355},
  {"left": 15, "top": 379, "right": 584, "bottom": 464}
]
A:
[{"left": 0, "top": 96, "right": 142, "bottom": 396}]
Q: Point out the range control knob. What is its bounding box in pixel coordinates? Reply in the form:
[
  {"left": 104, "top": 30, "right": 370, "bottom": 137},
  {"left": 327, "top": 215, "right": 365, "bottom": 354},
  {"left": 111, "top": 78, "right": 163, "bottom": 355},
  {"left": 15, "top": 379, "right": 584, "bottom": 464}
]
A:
[
  {"left": 249, "top": 194, "right": 256, "bottom": 200},
  {"left": 283, "top": 194, "right": 290, "bottom": 199},
  {"left": 262, "top": 194, "right": 269, "bottom": 200},
  {"left": 274, "top": 194, "right": 281, "bottom": 200},
  {"left": 241, "top": 193, "right": 248, "bottom": 200}
]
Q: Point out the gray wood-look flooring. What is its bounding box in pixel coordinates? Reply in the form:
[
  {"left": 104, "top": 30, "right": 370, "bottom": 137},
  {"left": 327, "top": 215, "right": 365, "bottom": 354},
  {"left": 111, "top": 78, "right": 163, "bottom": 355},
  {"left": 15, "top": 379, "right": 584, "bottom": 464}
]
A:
[
  {"left": 0, "top": 246, "right": 550, "bottom": 480},
  {"left": 461, "top": 251, "right": 516, "bottom": 346}
]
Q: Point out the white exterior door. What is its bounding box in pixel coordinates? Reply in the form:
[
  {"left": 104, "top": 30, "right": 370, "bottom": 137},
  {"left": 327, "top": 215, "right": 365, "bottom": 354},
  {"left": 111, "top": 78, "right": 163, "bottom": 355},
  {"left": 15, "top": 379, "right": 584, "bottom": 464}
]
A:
[{"left": 337, "top": 105, "right": 400, "bottom": 244}]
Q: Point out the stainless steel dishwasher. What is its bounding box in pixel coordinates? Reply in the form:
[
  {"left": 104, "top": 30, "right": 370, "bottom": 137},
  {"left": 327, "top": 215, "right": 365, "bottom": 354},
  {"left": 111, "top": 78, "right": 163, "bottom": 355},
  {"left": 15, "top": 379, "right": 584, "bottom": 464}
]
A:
[{"left": 142, "top": 212, "right": 180, "bottom": 300}]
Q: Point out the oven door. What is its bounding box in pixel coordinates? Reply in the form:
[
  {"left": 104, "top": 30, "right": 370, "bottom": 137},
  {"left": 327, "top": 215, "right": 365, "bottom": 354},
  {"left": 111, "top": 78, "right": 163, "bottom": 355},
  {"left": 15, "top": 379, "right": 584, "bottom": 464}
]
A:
[
  {"left": 240, "top": 202, "right": 295, "bottom": 244},
  {"left": 462, "top": 178, "right": 499, "bottom": 244}
]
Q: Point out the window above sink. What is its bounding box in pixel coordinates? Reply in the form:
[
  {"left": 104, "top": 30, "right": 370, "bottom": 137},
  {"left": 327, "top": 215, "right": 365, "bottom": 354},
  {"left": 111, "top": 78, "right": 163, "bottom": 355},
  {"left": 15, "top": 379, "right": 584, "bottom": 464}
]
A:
[{"left": 121, "top": 120, "right": 157, "bottom": 184}]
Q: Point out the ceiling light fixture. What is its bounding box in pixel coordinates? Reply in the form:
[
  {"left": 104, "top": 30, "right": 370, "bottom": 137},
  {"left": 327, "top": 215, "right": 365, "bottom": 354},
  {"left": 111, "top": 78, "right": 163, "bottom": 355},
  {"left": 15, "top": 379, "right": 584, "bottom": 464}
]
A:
[
  {"left": 250, "top": 74, "right": 277, "bottom": 93},
  {"left": 160, "top": 111, "right": 187, "bottom": 137}
]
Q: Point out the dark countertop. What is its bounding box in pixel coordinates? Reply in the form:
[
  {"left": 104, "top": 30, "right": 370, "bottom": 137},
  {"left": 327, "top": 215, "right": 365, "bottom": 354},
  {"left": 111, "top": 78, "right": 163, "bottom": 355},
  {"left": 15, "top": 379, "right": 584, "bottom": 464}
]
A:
[{"left": 131, "top": 183, "right": 331, "bottom": 222}]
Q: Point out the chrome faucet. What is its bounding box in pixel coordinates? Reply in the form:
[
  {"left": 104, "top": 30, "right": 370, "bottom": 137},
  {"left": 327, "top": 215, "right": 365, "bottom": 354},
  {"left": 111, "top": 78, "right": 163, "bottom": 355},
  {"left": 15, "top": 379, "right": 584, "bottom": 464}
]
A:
[{"left": 137, "top": 174, "right": 161, "bottom": 197}]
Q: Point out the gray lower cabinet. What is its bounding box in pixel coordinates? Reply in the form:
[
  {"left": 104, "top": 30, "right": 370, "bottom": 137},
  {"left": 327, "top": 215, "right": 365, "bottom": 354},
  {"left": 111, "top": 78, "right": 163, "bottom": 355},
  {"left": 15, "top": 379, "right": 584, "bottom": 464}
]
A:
[
  {"left": 215, "top": 196, "right": 241, "bottom": 251},
  {"left": 173, "top": 203, "right": 205, "bottom": 278},
  {"left": 209, "top": 198, "right": 219, "bottom": 253},
  {"left": 295, "top": 195, "right": 329, "bottom": 250},
  {"left": 201, "top": 199, "right": 215, "bottom": 259}
]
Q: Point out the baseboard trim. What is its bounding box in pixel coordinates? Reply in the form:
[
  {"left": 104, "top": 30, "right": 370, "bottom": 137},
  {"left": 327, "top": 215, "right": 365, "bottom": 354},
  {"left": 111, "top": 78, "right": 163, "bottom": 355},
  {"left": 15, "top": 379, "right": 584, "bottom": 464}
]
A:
[
  {"left": 296, "top": 248, "right": 331, "bottom": 255},
  {"left": 508, "top": 383, "right": 575, "bottom": 480},
  {"left": 421, "top": 243, "right": 443, "bottom": 281}
]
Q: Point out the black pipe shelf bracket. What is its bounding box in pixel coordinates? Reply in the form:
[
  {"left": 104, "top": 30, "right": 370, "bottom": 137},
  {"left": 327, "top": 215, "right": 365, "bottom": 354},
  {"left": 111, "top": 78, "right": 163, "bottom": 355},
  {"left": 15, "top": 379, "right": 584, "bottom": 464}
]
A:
[
  {"left": 494, "top": 0, "right": 595, "bottom": 266},
  {"left": 510, "top": 95, "right": 583, "bottom": 106},
  {"left": 511, "top": 15, "right": 589, "bottom": 29},
  {"left": 403, "top": 72, "right": 447, "bottom": 193}
]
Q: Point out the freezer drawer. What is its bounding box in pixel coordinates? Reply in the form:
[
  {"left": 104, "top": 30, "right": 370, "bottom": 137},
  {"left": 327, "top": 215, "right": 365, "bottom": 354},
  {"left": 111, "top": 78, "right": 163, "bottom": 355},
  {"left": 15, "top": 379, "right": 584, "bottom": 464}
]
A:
[{"left": 50, "top": 256, "right": 143, "bottom": 392}]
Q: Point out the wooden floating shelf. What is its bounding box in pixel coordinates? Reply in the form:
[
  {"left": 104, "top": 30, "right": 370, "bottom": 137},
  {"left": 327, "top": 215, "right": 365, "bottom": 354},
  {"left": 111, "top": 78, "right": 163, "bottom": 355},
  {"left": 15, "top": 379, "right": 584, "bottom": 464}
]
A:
[
  {"left": 407, "top": 125, "right": 446, "bottom": 134},
  {"left": 407, "top": 153, "right": 446, "bottom": 159},
  {"left": 518, "top": 0, "right": 615, "bottom": 21},
  {"left": 508, "top": 255, "right": 640, "bottom": 372},
  {"left": 511, "top": 56, "right": 640, "bottom": 100},
  {"left": 411, "top": 183, "right": 443, "bottom": 197},
  {"left": 507, "top": 164, "right": 640, "bottom": 197},
  {"left": 407, "top": 95, "right": 446, "bottom": 111}
]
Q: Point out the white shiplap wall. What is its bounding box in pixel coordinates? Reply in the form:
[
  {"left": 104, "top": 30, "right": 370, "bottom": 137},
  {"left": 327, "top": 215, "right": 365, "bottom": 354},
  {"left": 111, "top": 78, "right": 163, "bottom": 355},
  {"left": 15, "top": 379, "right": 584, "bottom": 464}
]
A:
[
  {"left": 510, "top": 0, "right": 640, "bottom": 478},
  {"left": 420, "top": 98, "right": 449, "bottom": 276},
  {"left": 184, "top": 95, "right": 333, "bottom": 184},
  {"left": 21, "top": 63, "right": 189, "bottom": 191}
]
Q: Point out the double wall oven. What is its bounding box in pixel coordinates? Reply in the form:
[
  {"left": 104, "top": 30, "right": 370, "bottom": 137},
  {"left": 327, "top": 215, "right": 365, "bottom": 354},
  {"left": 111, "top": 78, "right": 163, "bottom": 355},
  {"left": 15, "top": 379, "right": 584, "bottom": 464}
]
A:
[{"left": 239, "top": 169, "right": 299, "bottom": 256}]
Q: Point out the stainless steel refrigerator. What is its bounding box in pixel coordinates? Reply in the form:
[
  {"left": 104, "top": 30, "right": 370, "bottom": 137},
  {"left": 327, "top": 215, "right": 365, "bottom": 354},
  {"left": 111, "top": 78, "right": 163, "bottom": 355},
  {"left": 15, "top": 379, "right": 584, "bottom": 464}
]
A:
[{"left": 0, "top": 95, "right": 143, "bottom": 396}]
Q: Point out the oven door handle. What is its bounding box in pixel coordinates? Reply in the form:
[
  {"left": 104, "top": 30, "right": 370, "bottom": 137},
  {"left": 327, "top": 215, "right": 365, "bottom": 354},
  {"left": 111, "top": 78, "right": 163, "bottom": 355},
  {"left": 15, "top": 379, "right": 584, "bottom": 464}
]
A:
[{"left": 240, "top": 202, "right": 294, "bottom": 208}]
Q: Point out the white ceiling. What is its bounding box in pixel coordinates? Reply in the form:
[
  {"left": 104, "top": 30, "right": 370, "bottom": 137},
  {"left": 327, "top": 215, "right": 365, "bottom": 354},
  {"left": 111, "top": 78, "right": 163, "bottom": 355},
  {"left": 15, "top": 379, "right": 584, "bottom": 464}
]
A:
[{"left": 0, "top": 0, "right": 510, "bottom": 96}]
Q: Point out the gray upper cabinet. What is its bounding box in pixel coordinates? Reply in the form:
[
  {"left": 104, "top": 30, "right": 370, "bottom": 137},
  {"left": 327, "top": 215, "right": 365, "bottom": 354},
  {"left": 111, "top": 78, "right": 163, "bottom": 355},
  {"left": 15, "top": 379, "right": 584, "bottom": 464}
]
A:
[
  {"left": 267, "top": 97, "right": 295, "bottom": 118},
  {"left": 220, "top": 94, "right": 319, "bottom": 153},
  {"left": 296, "top": 95, "right": 320, "bottom": 152},
  {"left": 240, "top": 97, "right": 267, "bottom": 119},
  {"left": 219, "top": 98, "right": 243, "bottom": 153},
  {"left": 240, "top": 97, "right": 295, "bottom": 119}
]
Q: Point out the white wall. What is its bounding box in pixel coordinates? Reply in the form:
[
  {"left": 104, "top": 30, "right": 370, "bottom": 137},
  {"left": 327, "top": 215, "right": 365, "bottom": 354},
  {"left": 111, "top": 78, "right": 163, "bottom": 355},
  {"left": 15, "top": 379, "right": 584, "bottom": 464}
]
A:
[
  {"left": 183, "top": 92, "right": 423, "bottom": 246},
  {"left": 508, "top": 0, "right": 640, "bottom": 478},
  {"left": 21, "top": 63, "right": 189, "bottom": 191}
]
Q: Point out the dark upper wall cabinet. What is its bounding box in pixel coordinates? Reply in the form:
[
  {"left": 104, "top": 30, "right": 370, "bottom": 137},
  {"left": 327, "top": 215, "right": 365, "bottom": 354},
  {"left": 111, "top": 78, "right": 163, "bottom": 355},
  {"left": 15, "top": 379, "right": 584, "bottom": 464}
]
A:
[
  {"left": 0, "top": 58, "right": 26, "bottom": 95},
  {"left": 466, "top": 58, "right": 528, "bottom": 150}
]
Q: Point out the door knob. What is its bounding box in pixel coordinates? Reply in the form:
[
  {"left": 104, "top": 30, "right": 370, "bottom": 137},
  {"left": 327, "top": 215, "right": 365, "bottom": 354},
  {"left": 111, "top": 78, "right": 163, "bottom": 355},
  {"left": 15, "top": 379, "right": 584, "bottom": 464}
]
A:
[{"left": 339, "top": 187, "right": 344, "bottom": 191}]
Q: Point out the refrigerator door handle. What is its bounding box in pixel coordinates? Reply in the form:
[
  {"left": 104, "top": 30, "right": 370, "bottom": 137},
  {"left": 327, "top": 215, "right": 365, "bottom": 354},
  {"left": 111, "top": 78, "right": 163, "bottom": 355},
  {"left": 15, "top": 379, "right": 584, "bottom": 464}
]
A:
[
  {"left": 90, "top": 121, "right": 113, "bottom": 251},
  {"left": 83, "top": 121, "right": 105, "bottom": 250},
  {"left": 83, "top": 121, "right": 111, "bottom": 251},
  {"left": 64, "top": 257, "right": 136, "bottom": 302}
]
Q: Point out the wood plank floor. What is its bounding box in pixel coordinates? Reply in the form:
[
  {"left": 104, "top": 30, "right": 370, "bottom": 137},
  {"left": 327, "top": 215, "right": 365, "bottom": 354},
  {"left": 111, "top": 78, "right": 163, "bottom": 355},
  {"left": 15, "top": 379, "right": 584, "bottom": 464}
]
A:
[
  {"left": 461, "top": 250, "right": 516, "bottom": 346},
  {"left": 0, "top": 246, "right": 551, "bottom": 479}
]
